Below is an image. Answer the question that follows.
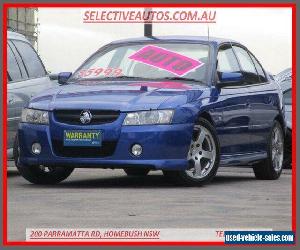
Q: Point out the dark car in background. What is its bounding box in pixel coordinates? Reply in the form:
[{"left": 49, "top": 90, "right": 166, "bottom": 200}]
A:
[
  {"left": 7, "top": 31, "right": 56, "bottom": 164},
  {"left": 276, "top": 68, "right": 292, "bottom": 168}
]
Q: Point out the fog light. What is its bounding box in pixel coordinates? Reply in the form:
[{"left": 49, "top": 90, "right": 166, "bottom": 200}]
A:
[
  {"left": 131, "top": 144, "right": 142, "bottom": 156},
  {"left": 32, "top": 143, "right": 41, "bottom": 155}
]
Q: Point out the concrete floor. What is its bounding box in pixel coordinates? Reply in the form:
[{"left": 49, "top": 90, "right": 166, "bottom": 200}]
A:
[{"left": 7, "top": 163, "right": 292, "bottom": 241}]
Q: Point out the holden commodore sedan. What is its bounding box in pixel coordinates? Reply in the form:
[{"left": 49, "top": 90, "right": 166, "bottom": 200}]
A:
[{"left": 16, "top": 36, "right": 285, "bottom": 186}]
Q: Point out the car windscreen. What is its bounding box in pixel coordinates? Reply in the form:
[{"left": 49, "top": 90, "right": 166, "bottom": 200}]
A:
[{"left": 70, "top": 43, "right": 210, "bottom": 84}]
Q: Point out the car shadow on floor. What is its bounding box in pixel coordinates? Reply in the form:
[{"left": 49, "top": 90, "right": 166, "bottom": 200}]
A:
[
  {"left": 7, "top": 166, "right": 259, "bottom": 189},
  {"left": 14, "top": 173, "right": 256, "bottom": 189},
  {"left": 7, "top": 170, "right": 20, "bottom": 178}
]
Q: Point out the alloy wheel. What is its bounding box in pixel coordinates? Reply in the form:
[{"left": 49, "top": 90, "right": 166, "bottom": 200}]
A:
[
  {"left": 271, "top": 124, "right": 284, "bottom": 172},
  {"left": 38, "top": 166, "right": 54, "bottom": 173},
  {"left": 186, "top": 125, "right": 216, "bottom": 179}
]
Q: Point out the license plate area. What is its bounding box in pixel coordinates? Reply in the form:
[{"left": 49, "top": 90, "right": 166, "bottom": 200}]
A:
[{"left": 63, "top": 130, "right": 102, "bottom": 147}]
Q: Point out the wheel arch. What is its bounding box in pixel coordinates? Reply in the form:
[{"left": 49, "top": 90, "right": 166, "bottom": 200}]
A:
[
  {"left": 274, "top": 114, "right": 286, "bottom": 135},
  {"left": 198, "top": 111, "right": 215, "bottom": 126}
]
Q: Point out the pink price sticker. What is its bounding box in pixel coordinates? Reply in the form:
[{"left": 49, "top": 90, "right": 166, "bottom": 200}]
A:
[{"left": 128, "top": 45, "right": 204, "bottom": 76}]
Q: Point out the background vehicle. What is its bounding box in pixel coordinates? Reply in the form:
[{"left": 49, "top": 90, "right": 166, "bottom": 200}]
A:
[
  {"left": 17, "top": 36, "right": 286, "bottom": 186},
  {"left": 276, "top": 68, "right": 292, "bottom": 168},
  {"left": 7, "top": 31, "right": 56, "bottom": 162}
]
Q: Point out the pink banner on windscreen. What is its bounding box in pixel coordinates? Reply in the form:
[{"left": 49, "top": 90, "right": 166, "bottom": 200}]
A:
[{"left": 128, "top": 45, "right": 204, "bottom": 76}]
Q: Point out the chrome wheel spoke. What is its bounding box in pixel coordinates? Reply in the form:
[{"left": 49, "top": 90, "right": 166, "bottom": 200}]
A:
[
  {"left": 202, "top": 150, "right": 213, "bottom": 160},
  {"left": 38, "top": 165, "right": 53, "bottom": 173},
  {"left": 274, "top": 130, "right": 278, "bottom": 142},
  {"left": 197, "top": 130, "right": 206, "bottom": 144},
  {"left": 194, "top": 160, "right": 202, "bottom": 176},
  {"left": 276, "top": 157, "right": 280, "bottom": 169},
  {"left": 39, "top": 166, "right": 45, "bottom": 171}
]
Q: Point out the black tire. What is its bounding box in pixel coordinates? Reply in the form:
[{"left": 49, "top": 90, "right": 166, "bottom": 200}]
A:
[
  {"left": 17, "top": 164, "right": 74, "bottom": 185},
  {"left": 253, "top": 120, "right": 284, "bottom": 180},
  {"left": 283, "top": 129, "right": 291, "bottom": 169},
  {"left": 163, "top": 117, "right": 220, "bottom": 186},
  {"left": 14, "top": 134, "right": 74, "bottom": 184},
  {"left": 13, "top": 134, "right": 20, "bottom": 168},
  {"left": 123, "top": 168, "right": 150, "bottom": 176}
]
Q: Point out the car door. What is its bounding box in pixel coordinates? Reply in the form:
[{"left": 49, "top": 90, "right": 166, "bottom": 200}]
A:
[
  {"left": 8, "top": 39, "right": 54, "bottom": 130},
  {"left": 213, "top": 44, "right": 252, "bottom": 155},
  {"left": 232, "top": 45, "right": 277, "bottom": 153}
]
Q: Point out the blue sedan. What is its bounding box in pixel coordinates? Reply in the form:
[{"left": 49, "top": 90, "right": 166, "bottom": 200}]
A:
[{"left": 16, "top": 36, "right": 286, "bottom": 186}]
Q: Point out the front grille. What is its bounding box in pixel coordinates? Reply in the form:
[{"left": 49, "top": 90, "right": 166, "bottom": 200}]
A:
[
  {"left": 53, "top": 110, "right": 120, "bottom": 125},
  {"left": 52, "top": 139, "right": 117, "bottom": 158}
]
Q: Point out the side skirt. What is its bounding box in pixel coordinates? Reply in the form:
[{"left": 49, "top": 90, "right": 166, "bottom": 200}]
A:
[{"left": 220, "top": 151, "right": 267, "bottom": 167}]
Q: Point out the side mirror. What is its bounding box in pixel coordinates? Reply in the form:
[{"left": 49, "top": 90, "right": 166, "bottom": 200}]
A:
[
  {"left": 217, "top": 72, "right": 243, "bottom": 87},
  {"left": 58, "top": 72, "right": 72, "bottom": 85}
]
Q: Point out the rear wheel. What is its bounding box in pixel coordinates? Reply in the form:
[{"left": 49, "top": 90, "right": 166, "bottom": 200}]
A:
[
  {"left": 283, "top": 129, "right": 291, "bottom": 169},
  {"left": 163, "top": 118, "right": 220, "bottom": 186},
  {"left": 124, "top": 168, "right": 150, "bottom": 176},
  {"left": 253, "top": 120, "right": 284, "bottom": 179},
  {"left": 17, "top": 164, "right": 74, "bottom": 185}
]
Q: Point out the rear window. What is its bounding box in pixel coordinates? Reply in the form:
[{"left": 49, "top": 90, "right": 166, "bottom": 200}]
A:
[
  {"left": 283, "top": 89, "right": 292, "bottom": 105},
  {"left": 7, "top": 44, "right": 22, "bottom": 82},
  {"left": 12, "top": 40, "right": 46, "bottom": 78}
]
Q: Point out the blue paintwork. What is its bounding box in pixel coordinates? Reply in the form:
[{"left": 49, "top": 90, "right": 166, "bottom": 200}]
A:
[
  {"left": 18, "top": 36, "right": 285, "bottom": 170},
  {"left": 219, "top": 72, "right": 243, "bottom": 83},
  {"left": 57, "top": 72, "right": 72, "bottom": 85}
]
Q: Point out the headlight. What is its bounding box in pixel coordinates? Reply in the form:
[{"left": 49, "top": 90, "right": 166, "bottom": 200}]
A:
[
  {"left": 123, "top": 110, "right": 174, "bottom": 125},
  {"left": 21, "top": 108, "right": 49, "bottom": 124}
]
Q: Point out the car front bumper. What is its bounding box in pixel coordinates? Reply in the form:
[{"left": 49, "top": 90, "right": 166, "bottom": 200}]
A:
[{"left": 18, "top": 122, "right": 194, "bottom": 170}]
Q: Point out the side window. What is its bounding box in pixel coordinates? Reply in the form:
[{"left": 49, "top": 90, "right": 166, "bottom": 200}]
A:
[
  {"left": 217, "top": 46, "right": 240, "bottom": 73},
  {"left": 233, "top": 46, "right": 260, "bottom": 84},
  {"left": 7, "top": 44, "right": 22, "bottom": 82},
  {"left": 12, "top": 40, "right": 46, "bottom": 79},
  {"left": 249, "top": 53, "right": 267, "bottom": 82},
  {"left": 8, "top": 41, "right": 28, "bottom": 79},
  {"left": 283, "top": 89, "right": 292, "bottom": 105}
]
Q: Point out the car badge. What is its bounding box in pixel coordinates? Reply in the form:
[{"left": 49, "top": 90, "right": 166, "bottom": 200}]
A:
[{"left": 80, "top": 110, "right": 92, "bottom": 124}]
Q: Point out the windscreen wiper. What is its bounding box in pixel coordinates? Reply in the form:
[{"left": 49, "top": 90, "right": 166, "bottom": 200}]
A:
[{"left": 159, "top": 77, "right": 204, "bottom": 84}]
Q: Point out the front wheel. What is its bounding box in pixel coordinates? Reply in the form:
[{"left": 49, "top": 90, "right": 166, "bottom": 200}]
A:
[
  {"left": 17, "top": 164, "right": 74, "bottom": 185},
  {"left": 253, "top": 120, "right": 284, "bottom": 180},
  {"left": 163, "top": 118, "right": 220, "bottom": 186},
  {"left": 13, "top": 134, "right": 20, "bottom": 168}
]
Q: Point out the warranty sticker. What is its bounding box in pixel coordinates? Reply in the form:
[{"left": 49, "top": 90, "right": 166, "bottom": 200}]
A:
[{"left": 129, "top": 45, "right": 204, "bottom": 76}]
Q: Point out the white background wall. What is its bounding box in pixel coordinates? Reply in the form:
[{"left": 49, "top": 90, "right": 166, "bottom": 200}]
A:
[{"left": 37, "top": 7, "right": 292, "bottom": 75}]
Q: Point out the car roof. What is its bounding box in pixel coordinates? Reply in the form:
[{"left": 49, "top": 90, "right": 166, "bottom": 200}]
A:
[
  {"left": 7, "top": 30, "right": 30, "bottom": 43},
  {"left": 275, "top": 68, "right": 291, "bottom": 83},
  {"left": 280, "top": 79, "right": 292, "bottom": 92},
  {"left": 109, "top": 35, "right": 239, "bottom": 47}
]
